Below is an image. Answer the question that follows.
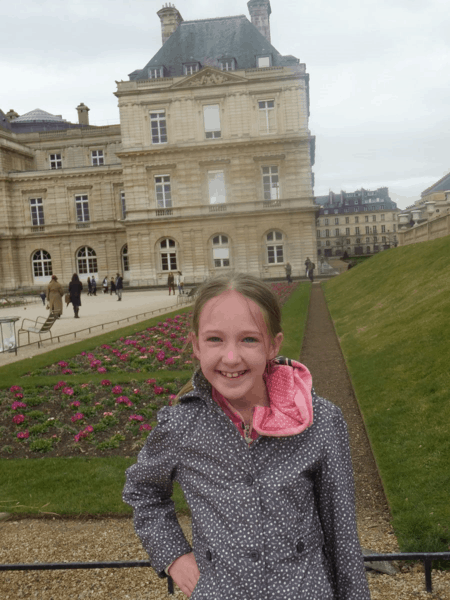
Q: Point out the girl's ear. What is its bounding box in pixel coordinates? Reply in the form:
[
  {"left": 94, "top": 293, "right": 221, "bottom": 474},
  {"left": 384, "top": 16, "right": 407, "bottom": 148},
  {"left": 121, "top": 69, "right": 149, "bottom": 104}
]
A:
[
  {"left": 190, "top": 332, "right": 201, "bottom": 360},
  {"left": 268, "top": 332, "right": 284, "bottom": 360}
]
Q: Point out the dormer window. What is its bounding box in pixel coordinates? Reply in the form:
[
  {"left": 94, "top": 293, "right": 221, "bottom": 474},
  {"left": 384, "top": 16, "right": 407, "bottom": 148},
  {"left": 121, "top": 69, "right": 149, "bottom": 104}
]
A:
[
  {"left": 219, "top": 58, "right": 236, "bottom": 71},
  {"left": 148, "top": 66, "right": 165, "bottom": 79},
  {"left": 257, "top": 55, "right": 272, "bottom": 68},
  {"left": 183, "top": 62, "right": 201, "bottom": 76}
]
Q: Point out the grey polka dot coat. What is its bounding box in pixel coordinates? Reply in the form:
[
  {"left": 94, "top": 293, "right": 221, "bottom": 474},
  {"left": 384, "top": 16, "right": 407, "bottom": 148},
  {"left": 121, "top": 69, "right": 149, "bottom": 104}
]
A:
[{"left": 123, "top": 365, "right": 371, "bottom": 599}]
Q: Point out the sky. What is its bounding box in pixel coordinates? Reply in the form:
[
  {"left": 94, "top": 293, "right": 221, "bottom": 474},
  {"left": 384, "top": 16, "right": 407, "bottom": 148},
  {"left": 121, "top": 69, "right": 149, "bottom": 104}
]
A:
[{"left": 1, "top": 0, "right": 449, "bottom": 210}]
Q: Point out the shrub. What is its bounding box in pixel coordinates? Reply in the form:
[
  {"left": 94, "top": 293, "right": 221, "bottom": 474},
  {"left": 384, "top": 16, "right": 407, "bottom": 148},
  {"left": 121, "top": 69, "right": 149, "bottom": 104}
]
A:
[
  {"left": 1, "top": 445, "right": 13, "bottom": 454},
  {"left": 29, "top": 423, "right": 51, "bottom": 436},
  {"left": 25, "top": 410, "right": 47, "bottom": 422},
  {"left": 96, "top": 434, "right": 125, "bottom": 451},
  {"left": 29, "top": 438, "right": 53, "bottom": 453}
]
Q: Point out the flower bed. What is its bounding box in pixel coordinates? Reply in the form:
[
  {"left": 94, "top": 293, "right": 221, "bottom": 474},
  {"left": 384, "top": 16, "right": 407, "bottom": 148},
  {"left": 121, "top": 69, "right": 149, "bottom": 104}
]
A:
[{"left": 0, "top": 380, "right": 185, "bottom": 459}]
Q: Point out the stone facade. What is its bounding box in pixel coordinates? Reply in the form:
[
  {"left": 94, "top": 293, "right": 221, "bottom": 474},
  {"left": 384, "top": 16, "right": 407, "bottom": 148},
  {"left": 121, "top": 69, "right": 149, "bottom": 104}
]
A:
[
  {"left": 315, "top": 187, "right": 399, "bottom": 256},
  {"left": 0, "top": 1, "right": 317, "bottom": 290}
]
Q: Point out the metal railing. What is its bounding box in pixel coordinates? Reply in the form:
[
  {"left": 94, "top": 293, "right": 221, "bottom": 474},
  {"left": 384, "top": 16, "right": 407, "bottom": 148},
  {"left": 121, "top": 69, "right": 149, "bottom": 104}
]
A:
[{"left": 0, "top": 552, "right": 449, "bottom": 594}]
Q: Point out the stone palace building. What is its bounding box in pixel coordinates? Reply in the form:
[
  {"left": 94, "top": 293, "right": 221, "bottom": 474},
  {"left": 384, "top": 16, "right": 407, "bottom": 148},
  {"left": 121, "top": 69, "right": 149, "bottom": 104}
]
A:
[{"left": 0, "top": 0, "right": 317, "bottom": 290}]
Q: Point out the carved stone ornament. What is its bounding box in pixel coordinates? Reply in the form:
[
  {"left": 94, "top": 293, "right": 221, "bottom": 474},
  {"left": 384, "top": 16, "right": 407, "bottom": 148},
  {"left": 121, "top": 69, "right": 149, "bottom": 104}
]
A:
[{"left": 172, "top": 67, "right": 247, "bottom": 89}]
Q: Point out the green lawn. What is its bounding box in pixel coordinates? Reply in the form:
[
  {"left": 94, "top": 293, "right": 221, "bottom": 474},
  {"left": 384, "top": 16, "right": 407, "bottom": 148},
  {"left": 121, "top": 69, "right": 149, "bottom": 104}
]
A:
[
  {"left": 0, "top": 283, "right": 310, "bottom": 516},
  {"left": 323, "top": 237, "right": 450, "bottom": 553}
]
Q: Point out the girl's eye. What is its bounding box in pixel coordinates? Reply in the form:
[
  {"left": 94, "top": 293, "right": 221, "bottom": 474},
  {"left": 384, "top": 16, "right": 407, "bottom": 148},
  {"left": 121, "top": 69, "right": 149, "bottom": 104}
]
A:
[
  {"left": 207, "top": 337, "right": 222, "bottom": 342},
  {"left": 243, "top": 337, "right": 258, "bottom": 343}
]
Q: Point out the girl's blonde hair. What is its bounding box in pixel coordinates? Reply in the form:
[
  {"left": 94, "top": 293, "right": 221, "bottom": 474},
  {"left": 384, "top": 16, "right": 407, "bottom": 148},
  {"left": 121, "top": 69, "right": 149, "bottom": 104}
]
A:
[{"left": 174, "top": 273, "right": 282, "bottom": 402}]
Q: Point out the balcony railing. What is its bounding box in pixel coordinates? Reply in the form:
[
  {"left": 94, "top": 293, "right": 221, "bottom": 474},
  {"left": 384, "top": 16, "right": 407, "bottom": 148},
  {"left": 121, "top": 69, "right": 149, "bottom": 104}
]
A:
[
  {"left": 76, "top": 223, "right": 91, "bottom": 229},
  {"left": 31, "top": 226, "right": 45, "bottom": 233}
]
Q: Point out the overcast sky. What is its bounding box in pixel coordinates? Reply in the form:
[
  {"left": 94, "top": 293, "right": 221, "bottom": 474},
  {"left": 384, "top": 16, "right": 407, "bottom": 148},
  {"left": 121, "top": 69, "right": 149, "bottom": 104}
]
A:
[{"left": 2, "top": 0, "right": 449, "bottom": 209}]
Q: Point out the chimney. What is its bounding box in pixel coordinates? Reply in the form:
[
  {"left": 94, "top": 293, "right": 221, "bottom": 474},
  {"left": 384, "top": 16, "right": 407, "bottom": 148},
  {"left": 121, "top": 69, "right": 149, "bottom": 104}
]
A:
[
  {"left": 76, "top": 102, "right": 90, "bottom": 126},
  {"left": 157, "top": 3, "right": 183, "bottom": 45},
  {"left": 247, "top": 0, "right": 272, "bottom": 43},
  {"left": 6, "top": 109, "right": 19, "bottom": 122}
]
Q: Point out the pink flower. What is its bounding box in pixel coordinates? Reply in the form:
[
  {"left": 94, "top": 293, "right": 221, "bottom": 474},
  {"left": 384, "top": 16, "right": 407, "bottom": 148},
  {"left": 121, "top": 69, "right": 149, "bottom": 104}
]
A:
[
  {"left": 139, "top": 424, "right": 152, "bottom": 432},
  {"left": 17, "top": 430, "right": 29, "bottom": 439},
  {"left": 153, "top": 386, "right": 165, "bottom": 395},
  {"left": 13, "top": 414, "right": 25, "bottom": 424},
  {"left": 53, "top": 381, "right": 66, "bottom": 391},
  {"left": 62, "top": 387, "right": 74, "bottom": 396},
  {"left": 146, "top": 379, "right": 156, "bottom": 384},
  {"left": 112, "top": 385, "right": 123, "bottom": 395},
  {"left": 84, "top": 425, "right": 94, "bottom": 434},
  {"left": 95, "top": 402, "right": 102, "bottom": 406},
  {"left": 58, "top": 361, "right": 69, "bottom": 368},
  {"left": 169, "top": 395, "right": 177, "bottom": 401},
  {"left": 103, "top": 412, "right": 113, "bottom": 416},
  {"left": 15, "top": 393, "right": 24, "bottom": 399},
  {"left": 9, "top": 386, "right": 23, "bottom": 392},
  {"left": 165, "top": 357, "right": 175, "bottom": 365},
  {"left": 128, "top": 415, "right": 144, "bottom": 422},
  {"left": 116, "top": 396, "right": 133, "bottom": 407},
  {"left": 133, "top": 389, "right": 141, "bottom": 394},
  {"left": 11, "top": 401, "right": 27, "bottom": 410},
  {"left": 101, "top": 379, "right": 111, "bottom": 386},
  {"left": 70, "top": 401, "right": 81, "bottom": 408},
  {"left": 156, "top": 351, "right": 165, "bottom": 362},
  {"left": 97, "top": 367, "right": 107, "bottom": 373},
  {"left": 80, "top": 383, "right": 89, "bottom": 388},
  {"left": 71, "top": 413, "right": 84, "bottom": 422},
  {"left": 62, "top": 369, "right": 73, "bottom": 375},
  {"left": 80, "top": 352, "right": 86, "bottom": 356}
]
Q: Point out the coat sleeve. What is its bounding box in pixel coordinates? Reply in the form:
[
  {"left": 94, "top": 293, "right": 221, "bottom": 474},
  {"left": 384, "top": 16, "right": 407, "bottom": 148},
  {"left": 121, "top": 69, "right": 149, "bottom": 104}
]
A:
[
  {"left": 314, "top": 407, "right": 371, "bottom": 599},
  {"left": 122, "top": 405, "right": 193, "bottom": 576}
]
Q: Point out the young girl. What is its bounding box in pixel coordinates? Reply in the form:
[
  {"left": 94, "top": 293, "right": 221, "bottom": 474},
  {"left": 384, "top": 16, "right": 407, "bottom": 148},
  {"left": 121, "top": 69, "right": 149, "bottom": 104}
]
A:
[{"left": 123, "top": 273, "right": 371, "bottom": 599}]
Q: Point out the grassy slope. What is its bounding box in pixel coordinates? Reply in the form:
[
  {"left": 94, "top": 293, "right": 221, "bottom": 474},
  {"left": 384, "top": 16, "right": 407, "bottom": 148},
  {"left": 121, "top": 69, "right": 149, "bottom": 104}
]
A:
[
  {"left": 323, "top": 237, "right": 450, "bottom": 552},
  {"left": 0, "top": 284, "right": 311, "bottom": 516}
]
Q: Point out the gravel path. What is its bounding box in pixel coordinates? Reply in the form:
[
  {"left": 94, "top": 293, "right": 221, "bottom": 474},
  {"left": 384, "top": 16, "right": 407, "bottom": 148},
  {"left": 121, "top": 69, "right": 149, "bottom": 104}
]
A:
[{"left": 1, "top": 282, "right": 449, "bottom": 599}]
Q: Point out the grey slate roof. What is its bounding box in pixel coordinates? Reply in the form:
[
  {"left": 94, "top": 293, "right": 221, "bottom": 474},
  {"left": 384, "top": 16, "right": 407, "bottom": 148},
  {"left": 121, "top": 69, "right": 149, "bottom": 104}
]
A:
[
  {"left": 130, "top": 15, "right": 299, "bottom": 80},
  {"left": 421, "top": 172, "right": 450, "bottom": 197},
  {"left": 13, "top": 108, "right": 68, "bottom": 123}
]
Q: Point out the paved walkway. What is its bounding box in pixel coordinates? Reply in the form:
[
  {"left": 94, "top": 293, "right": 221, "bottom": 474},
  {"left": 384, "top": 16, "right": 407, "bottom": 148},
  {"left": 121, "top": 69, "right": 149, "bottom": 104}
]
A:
[{"left": 0, "top": 291, "right": 189, "bottom": 366}]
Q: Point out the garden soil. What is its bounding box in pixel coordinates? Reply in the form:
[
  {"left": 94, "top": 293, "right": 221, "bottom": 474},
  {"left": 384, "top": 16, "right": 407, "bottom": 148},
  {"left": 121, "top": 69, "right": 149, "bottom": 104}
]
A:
[{"left": 1, "top": 283, "right": 449, "bottom": 599}]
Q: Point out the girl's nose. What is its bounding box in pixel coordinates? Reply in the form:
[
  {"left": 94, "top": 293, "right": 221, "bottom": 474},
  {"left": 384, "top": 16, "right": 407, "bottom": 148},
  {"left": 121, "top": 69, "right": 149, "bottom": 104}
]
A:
[{"left": 223, "top": 345, "right": 239, "bottom": 363}]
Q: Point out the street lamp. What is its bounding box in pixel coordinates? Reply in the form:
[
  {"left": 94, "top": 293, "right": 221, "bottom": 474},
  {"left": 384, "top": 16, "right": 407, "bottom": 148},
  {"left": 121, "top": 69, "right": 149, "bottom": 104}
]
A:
[{"left": 0, "top": 316, "right": 20, "bottom": 355}]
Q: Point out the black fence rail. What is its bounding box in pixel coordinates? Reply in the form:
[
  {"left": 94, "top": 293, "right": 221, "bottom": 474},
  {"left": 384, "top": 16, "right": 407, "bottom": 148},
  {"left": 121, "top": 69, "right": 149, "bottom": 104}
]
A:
[{"left": 1, "top": 552, "right": 450, "bottom": 594}]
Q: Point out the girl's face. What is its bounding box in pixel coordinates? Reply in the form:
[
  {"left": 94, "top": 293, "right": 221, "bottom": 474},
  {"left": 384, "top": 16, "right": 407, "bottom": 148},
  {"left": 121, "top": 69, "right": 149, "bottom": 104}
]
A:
[{"left": 192, "top": 290, "right": 283, "bottom": 405}]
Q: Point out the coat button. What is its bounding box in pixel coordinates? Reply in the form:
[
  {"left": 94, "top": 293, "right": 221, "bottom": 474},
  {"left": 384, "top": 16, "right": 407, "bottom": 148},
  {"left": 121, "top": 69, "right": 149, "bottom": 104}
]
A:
[
  {"left": 205, "top": 550, "right": 212, "bottom": 561},
  {"left": 243, "top": 474, "right": 253, "bottom": 486},
  {"left": 296, "top": 540, "right": 305, "bottom": 553},
  {"left": 249, "top": 550, "right": 260, "bottom": 562}
]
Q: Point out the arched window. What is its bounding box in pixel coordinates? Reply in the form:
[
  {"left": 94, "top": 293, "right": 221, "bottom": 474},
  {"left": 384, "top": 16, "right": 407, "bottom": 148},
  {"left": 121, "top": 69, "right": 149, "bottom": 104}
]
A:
[
  {"left": 122, "top": 244, "right": 129, "bottom": 272},
  {"left": 266, "top": 230, "right": 284, "bottom": 264},
  {"left": 32, "top": 250, "right": 52, "bottom": 278},
  {"left": 212, "top": 235, "right": 230, "bottom": 268},
  {"left": 159, "top": 238, "right": 177, "bottom": 271},
  {"left": 77, "top": 246, "right": 98, "bottom": 275}
]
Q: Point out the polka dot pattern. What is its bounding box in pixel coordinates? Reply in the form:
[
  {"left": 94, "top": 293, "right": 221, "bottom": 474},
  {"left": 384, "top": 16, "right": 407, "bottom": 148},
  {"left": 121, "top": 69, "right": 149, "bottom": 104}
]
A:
[{"left": 123, "top": 361, "right": 371, "bottom": 599}]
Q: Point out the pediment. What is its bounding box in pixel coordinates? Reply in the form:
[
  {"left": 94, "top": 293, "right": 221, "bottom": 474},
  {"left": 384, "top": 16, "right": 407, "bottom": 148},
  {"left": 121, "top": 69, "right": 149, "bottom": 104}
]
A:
[{"left": 171, "top": 67, "right": 248, "bottom": 89}]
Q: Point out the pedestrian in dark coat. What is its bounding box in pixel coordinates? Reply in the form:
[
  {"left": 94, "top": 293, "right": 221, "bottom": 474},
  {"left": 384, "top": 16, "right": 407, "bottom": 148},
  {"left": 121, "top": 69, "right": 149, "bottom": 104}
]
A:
[
  {"left": 68, "top": 273, "right": 83, "bottom": 318},
  {"left": 110, "top": 277, "right": 116, "bottom": 295},
  {"left": 305, "top": 257, "right": 312, "bottom": 278},
  {"left": 309, "top": 261, "right": 315, "bottom": 283},
  {"left": 87, "top": 277, "right": 92, "bottom": 296},
  {"left": 91, "top": 276, "right": 97, "bottom": 296},
  {"left": 123, "top": 273, "right": 370, "bottom": 600},
  {"left": 284, "top": 262, "right": 292, "bottom": 283},
  {"left": 116, "top": 273, "right": 123, "bottom": 301},
  {"left": 168, "top": 271, "right": 175, "bottom": 295},
  {"left": 39, "top": 290, "right": 46, "bottom": 305},
  {"left": 102, "top": 276, "right": 108, "bottom": 294}
]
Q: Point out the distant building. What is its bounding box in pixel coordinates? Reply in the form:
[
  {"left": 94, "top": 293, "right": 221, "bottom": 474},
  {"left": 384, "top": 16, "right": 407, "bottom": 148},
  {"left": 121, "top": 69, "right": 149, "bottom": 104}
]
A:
[
  {"left": 397, "top": 173, "right": 450, "bottom": 246},
  {"left": 315, "top": 187, "right": 399, "bottom": 256},
  {"left": 0, "top": 1, "right": 317, "bottom": 291}
]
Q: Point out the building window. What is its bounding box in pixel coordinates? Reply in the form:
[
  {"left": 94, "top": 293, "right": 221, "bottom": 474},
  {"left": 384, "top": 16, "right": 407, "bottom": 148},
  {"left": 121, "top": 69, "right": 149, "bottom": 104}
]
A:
[
  {"left": 317, "top": 230, "right": 321, "bottom": 238},
  {"left": 77, "top": 246, "right": 97, "bottom": 275},
  {"left": 355, "top": 216, "right": 359, "bottom": 223},
  {"left": 366, "top": 238, "right": 370, "bottom": 243},
  {"left": 32, "top": 250, "right": 52, "bottom": 278},
  {"left": 380, "top": 205, "right": 384, "bottom": 209},
  {"left": 257, "top": 56, "right": 271, "bottom": 68},
  {"left": 203, "top": 104, "right": 221, "bottom": 139},
  {"left": 150, "top": 110, "right": 167, "bottom": 144},
  {"left": 381, "top": 225, "right": 386, "bottom": 233},
  {"left": 149, "top": 67, "right": 163, "bottom": 78},
  {"left": 262, "top": 166, "right": 279, "bottom": 200},
  {"left": 346, "top": 239, "right": 350, "bottom": 244},
  {"left": 183, "top": 63, "right": 199, "bottom": 75},
  {"left": 365, "top": 215, "right": 369, "bottom": 222},
  {"left": 372, "top": 215, "right": 377, "bottom": 222},
  {"left": 365, "top": 226, "right": 370, "bottom": 234},
  {"left": 356, "top": 238, "right": 361, "bottom": 244},
  {"left": 49, "top": 153, "right": 62, "bottom": 169},
  {"left": 381, "top": 214, "right": 385, "bottom": 221},
  {"left": 122, "top": 244, "right": 129, "bottom": 272},
  {"left": 345, "top": 217, "right": 349, "bottom": 224},
  {"left": 266, "top": 231, "right": 284, "bottom": 264},
  {"left": 335, "top": 217, "right": 339, "bottom": 225},
  {"left": 30, "top": 198, "right": 44, "bottom": 226},
  {"left": 382, "top": 236, "right": 387, "bottom": 243},
  {"left": 324, "top": 218, "right": 329, "bottom": 225},
  {"left": 345, "top": 228, "right": 350, "bottom": 235},
  {"left": 208, "top": 171, "right": 226, "bottom": 204},
  {"left": 355, "top": 226, "right": 360, "bottom": 235},
  {"left": 317, "top": 241, "right": 321, "bottom": 246},
  {"left": 366, "top": 246, "right": 371, "bottom": 253},
  {"left": 374, "top": 236, "right": 378, "bottom": 242},
  {"left": 121, "top": 191, "right": 126, "bottom": 219},
  {"left": 75, "top": 195, "right": 90, "bottom": 222},
  {"left": 354, "top": 208, "right": 358, "bottom": 212},
  {"left": 220, "top": 59, "right": 235, "bottom": 71},
  {"left": 91, "top": 150, "right": 104, "bottom": 166},
  {"left": 258, "top": 100, "right": 275, "bottom": 134},
  {"left": 326, "top": 241, "right": 331, "bottom": 246},
  {"left": 155, "top": 175, "right": 172, "bottom": 208},
  {"left": 393, "top": 224, "right": 396, "bottom": 232},
  {"left": 160, "top": 238, "right": 177, "bottom": 271},
  {"left": 212, "top": 235, "right": 230, "bottom": 267},
  {"left": 325, "top": 229, "right": 330, "bottom": 237},
  {"left": 373, "top": 226, "right": 377, "bottom": 234}
]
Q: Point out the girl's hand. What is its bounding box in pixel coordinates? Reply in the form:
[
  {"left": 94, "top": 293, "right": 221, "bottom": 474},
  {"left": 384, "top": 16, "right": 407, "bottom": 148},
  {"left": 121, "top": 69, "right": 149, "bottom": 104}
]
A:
[{"left": 168, "top": 552, "right": 200, "bottom": 597}]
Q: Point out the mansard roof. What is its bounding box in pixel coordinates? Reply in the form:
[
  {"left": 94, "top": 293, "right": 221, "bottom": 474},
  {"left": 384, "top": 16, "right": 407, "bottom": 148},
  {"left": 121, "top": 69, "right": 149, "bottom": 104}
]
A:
[
  {"left": 13, "top": 108, "right": 68, "bottom": 123},
  {"left": 129, "top": 15, "right": 299, "bottom": 80},
  {"left": 421, "top": 172, "right": 450, "bottom": 197}
]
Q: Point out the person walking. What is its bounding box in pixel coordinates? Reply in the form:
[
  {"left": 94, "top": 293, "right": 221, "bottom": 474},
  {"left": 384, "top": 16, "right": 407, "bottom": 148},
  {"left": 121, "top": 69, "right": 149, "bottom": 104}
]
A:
[
  {"left": 102, "top": 276, "right": 108, "bottom": 294},
  {"left": 308, "top": 261, "right": 315, "bottom": 283},
  {"left": 87, "top": 276, "right": 92, "bottom": 296},
  {"left": 116, "top": 273, "right": 123, "bottom": 301},
  {"left": 284, "top": 262, "right": 292, "bottom": 284},
  {"left": 176, "top": 271, "right": 183, "bottom": 295},
  {"left": 91, "top": 276, "right": 97, "bottom": 296},
  {"left": 305, "top": 257, "right": 312, "bottom": 278},
  {"left": 46, "top": 275, "right": 64, "bottom": 318},
  {"left": 39, "top": 290, "right": 46, "bottom": 305},
  {"left": 68, "top": 273, "right": 83, "bottom": 318},
  {"left": 168, "top": 271, "right": 175, "bottom": 296},
  {"left": 110, "top": 277, "right": 116, "bottom": 296},
  {"left": 179, "top": 272, "right": 185, "bottom": 295}
]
